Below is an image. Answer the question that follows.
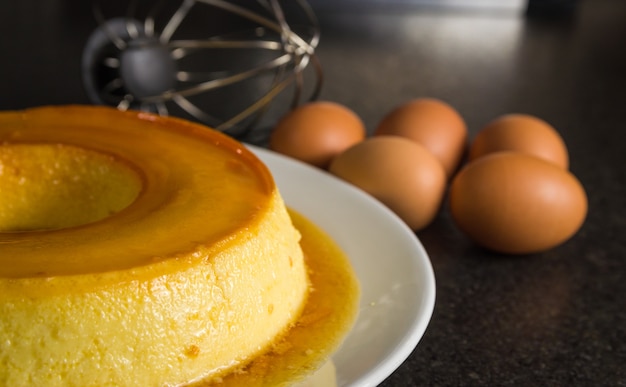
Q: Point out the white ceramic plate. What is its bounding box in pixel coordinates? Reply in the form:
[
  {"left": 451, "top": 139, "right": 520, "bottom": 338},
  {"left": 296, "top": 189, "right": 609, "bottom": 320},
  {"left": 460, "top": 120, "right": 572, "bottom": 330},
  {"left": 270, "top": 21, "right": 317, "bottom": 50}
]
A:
[{"left": 248, "top": 146, "right": 436, "bottom": 387}]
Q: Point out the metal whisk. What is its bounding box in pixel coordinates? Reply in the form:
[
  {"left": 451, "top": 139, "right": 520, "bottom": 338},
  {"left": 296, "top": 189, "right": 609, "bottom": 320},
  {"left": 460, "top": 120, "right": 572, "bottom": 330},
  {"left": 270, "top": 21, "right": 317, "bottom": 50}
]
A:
[{"left": 82, "top": 0, "right": 322, "bottom": 139}]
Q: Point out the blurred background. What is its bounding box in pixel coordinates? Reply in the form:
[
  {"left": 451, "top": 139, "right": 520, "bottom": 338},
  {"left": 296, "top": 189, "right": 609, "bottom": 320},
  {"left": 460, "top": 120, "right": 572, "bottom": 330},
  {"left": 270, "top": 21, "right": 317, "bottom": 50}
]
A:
[{"left": 1, "top": 0, "right": 594, "bottom": 144}]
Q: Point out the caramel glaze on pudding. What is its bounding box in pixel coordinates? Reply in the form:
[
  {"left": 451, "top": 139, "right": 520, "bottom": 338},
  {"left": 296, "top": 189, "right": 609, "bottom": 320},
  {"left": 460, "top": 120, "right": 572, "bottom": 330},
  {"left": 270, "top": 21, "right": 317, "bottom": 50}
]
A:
[{"left": 0, "top": 106, "right": 359, "bottom": 387}]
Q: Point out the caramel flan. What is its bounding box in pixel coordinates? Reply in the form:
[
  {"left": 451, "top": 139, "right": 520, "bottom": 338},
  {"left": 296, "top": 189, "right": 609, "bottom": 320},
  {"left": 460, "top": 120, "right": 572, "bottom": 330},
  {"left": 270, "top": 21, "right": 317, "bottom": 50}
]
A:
[{"left": 0, "top": 106, "right": 358, "bottom": 387}]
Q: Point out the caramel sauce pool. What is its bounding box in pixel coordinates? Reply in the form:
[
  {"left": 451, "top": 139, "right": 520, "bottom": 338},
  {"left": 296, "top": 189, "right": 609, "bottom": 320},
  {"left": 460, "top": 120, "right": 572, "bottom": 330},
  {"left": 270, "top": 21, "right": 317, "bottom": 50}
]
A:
[{"left": 197, "top": 209, "right": 361, "bottom": 387}]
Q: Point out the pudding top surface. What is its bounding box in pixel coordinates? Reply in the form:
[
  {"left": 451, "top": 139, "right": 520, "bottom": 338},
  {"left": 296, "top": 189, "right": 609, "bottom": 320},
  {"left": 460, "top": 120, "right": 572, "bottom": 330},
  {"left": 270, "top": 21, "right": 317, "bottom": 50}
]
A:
[
  {"left": 0, "top": 143, "right": 143, "bottom": 232},
  {"left": 0, "top": 106, "right": 274, "bottom": 279}
]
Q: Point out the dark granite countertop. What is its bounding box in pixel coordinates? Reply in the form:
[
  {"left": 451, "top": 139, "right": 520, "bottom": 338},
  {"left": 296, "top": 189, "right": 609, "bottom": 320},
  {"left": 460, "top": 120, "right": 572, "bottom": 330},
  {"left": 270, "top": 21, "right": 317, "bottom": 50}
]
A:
[{"left": 1, "top": 0, "right": 624, "bottom": 385}]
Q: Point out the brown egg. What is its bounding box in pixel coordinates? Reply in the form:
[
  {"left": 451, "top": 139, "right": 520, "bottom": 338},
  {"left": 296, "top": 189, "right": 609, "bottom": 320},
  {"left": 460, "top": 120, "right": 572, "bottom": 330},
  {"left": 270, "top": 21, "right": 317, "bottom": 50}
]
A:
[
  {"left": 269, "top": 101, "right": 366, "bottom": 169},
  {"left": 449, "top": 152, "right": 587, "bottom": 254},
  {"left": 329, "top": 136, "right": 446, "bottom": 231},
  {"left": 374, "top": 98, "right": 467, "bottom": 177},
  {"left": 469, "top": 114, "right": 569, "bottom": 169}
]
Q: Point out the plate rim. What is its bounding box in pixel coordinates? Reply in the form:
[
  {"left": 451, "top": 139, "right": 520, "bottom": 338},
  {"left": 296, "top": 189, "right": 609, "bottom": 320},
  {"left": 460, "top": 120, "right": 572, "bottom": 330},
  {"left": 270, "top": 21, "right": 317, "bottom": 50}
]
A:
[{"left": 247, "top": 145, "right": 436, "bottom": 387}]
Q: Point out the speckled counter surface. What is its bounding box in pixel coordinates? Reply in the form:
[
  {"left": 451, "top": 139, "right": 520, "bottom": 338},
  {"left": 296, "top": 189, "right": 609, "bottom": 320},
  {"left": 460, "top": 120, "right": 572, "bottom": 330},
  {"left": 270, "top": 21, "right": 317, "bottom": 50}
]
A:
[{"left": 1, "top": 0, "right": 625, "bottom": 386}]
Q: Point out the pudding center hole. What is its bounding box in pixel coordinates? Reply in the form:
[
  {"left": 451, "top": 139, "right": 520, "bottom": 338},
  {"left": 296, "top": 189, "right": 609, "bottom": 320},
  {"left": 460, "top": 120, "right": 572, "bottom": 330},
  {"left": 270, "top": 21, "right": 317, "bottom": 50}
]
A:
[{"left": 0, "top": 143, "right": 142, "bottom": 232}]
